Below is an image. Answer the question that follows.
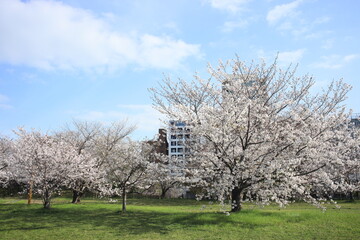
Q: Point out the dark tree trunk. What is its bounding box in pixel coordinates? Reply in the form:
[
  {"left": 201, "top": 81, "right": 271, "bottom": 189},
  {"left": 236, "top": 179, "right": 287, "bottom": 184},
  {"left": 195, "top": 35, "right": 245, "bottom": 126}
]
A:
[
  {"left": 43, "top": 189, "right": 51, "bottom": 209},
  {"left": 71, "top": 190, "right": 83, "bottom": 203},
  {"left": 160, "top": 186, "right": 168, "bottom": 199},
  {"left": 349, "top": 192, "right": 355, "bottom": 202},
  {"left": 122, "top": 188, "right": 127, "bottom": 212},
  {"left": 231, "top": 187, "right": 242, "bottom": 212},
  {"left": 160, "top": 191, "right": 166, "bottom": 199}
]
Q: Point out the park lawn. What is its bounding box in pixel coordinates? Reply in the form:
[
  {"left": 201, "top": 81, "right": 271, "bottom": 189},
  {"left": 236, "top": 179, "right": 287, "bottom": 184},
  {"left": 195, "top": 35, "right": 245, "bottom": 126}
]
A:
[{"left": 0, "top": 197, "right": 359, "bottom": 240}]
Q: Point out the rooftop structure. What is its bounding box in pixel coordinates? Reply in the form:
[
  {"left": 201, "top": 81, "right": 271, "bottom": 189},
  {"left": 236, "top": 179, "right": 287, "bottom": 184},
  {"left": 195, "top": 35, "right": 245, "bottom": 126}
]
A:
[{"left": 351, "top": 113, "right": 360, "bottom": 127}]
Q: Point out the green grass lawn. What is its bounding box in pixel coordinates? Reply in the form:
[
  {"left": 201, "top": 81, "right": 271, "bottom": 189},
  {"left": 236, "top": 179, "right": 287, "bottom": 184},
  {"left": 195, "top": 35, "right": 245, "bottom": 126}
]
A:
[{"left": 0, "top": 197, "right": 359, "bottom": 240}]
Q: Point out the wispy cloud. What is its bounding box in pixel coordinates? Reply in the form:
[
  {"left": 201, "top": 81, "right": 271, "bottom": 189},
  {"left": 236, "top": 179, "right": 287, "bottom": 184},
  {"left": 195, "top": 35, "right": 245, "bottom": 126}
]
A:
[
  {"left": 267, "top": 0, "right": 331, "bottom": 40},
  {"left": 0, "top": 0, "right": 201, "bottom": 71},
  {"left": 0, "top": 94, "right": 12, "bottom": 110},
  {"left": 256, "top": 49, "right": 305, "bottom": 66},
  {"left": 278, "top": 49, "right": 306, "bottom": 65},
  {"left": 313, "top": 16, "right": 330, "bottom": 25},
  {"left": 304, "top": 30, "right": 333, "bottom": 40},
  {"left": 74, "top": 104, "right": 165, "bottom": 139},
  {"left": 222, "top": 20, "right": 249, "bottom": 32},
  {"left": 267, "top": 0, "right": 303, "bottom": 25},
  {"left": 206, "top": 0, "right": 251, "bottom": 13},
  {"left": 312, "top": 54, "right": 359, "bottom": 69}
]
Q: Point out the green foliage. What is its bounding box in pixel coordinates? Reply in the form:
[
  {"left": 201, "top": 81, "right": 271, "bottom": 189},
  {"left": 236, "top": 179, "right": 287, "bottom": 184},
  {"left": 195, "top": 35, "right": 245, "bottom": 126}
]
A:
[{"left": 0, "top": 198, "right": 359, "bottom": 240}]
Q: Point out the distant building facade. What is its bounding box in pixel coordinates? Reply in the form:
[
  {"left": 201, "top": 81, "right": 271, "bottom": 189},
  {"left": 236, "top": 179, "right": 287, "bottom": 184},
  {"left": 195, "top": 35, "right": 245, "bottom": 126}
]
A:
[
  {"left": 167, "top": 120, "right": 191, "bottom": 159},
  {"left": 166, "top": 120, "right": 192, "bottom": 177},
  {"left": 351, "top": 113, "right": 360, "bottom": 127},
  {"left": 349, "top": 113, "right": 360, "bottom": 199}
]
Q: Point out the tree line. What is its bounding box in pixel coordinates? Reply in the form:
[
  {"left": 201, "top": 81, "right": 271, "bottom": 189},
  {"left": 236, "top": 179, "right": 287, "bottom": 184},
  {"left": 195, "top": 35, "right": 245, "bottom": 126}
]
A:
[
  {"left": 0, "top": 121, "right": 183, "bottom": 212},
  {"left": 1, "top": 57, "right": 360, "bottom": 213}
]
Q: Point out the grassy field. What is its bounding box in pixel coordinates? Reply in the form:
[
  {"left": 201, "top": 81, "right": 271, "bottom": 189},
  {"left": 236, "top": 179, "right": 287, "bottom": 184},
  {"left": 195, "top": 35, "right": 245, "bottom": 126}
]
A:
[{"left": 0, "top": 197, "right": 359, "bottom": 240}]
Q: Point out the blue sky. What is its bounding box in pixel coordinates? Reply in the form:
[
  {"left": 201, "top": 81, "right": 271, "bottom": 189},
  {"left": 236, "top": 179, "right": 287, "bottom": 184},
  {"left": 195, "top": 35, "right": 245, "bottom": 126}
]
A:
[{"left": 0, "top": 0, "right": 359, "bottom": 139}]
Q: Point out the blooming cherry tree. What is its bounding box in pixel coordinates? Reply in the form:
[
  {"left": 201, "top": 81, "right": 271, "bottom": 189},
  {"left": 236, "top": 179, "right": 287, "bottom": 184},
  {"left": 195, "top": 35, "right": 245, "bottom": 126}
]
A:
[
  {"left": 99, "top": 139, "right": 149, "bottom": 212},
  {"left": 341, "top": 123, "right": 360, "bottom": 198},
  {"left": 146, "top": 153, "right": 184, "bottom": 199},
  {"left": 58, "top": 120, "right": 135, "bottom": 203},
  {"left": 0, "top": 136, "right": 12, "bottom": 185},
  {"left": 150, "top": 57, "right": 354, "bottom": 212},
  {"left": 11, "top": 129, "right": 82, "bottom": 208},
  {"left": 58, "top": 120, "right": 101, "bottom": 203}
]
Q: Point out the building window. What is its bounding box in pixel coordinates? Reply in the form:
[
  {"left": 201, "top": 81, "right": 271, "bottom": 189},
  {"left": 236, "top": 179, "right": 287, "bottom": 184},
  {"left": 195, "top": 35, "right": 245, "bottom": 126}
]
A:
[
  {"left": 178, "top": 148, "right": 183, "bottom": 153},
  {"left": 171, "top": 135, "right": 176, "bottom": 139},
  {"left": 171, "top": 148, "right": 176, "bottom": 153},
  {"left": 171, "top": 141, "right": 176, "bottom": 146},
  {"left": 175, "top": 121, "right": 186, "bottom": 127}
]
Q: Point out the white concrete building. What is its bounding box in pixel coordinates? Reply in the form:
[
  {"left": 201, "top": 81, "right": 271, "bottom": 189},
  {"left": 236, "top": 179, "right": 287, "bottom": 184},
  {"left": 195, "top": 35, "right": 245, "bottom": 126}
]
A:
[{"left": 166, "top": 120, "right": 192, "bottom": 177}]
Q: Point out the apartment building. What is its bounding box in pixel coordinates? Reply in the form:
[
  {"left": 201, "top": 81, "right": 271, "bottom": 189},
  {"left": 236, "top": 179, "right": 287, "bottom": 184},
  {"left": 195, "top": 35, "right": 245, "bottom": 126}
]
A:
[{"left": 167, "top": 120, "right": 191, "bottom": 158}]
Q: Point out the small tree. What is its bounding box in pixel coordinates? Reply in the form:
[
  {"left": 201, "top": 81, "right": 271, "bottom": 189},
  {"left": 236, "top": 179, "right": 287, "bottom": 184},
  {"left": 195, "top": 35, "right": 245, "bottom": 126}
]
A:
[
  {"left": 150, "top": 57, "right": 354, "bottom": 212},
  {"left": 100, "top": 139, "right": 149, "bottom": 212},
  {"left": 146, "top": 153, "right": 184, "bottom": 199},
  {"left": 93, "top": 120, "right": 136, "bottom": 167},
  {"left": 59, "top": 120, "right": 135, "bottom": 203},
  {"left": 11, "top": 129, "right": 81, "bottom": 208},
  {"left": 58, "top": 120, "right": 101, "bottom": 203}
]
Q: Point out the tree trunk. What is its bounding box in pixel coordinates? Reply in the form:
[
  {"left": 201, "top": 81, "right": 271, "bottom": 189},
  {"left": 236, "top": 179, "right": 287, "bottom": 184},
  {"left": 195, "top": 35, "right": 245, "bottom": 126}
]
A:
[
  {"left": 160, "top": 186, "right": 168, "bottom": 199},
  {"left": 231, "top": 187, "right": 242, "bottom": 212},
  {"left": 71, "top": 190, "right": 83, "bottom": 203},
  {"left": 27, "top": 181, "right": 33, "bottom": 205},
  {"left": 160, "top": 191, "right": 166, "bottom": 199},
  {"left": 349, "top": 192, "right": 355, "bottom": 202},
  {"left": 122, "top": 188, "right": 127, "bottom": 212},
  {"left": 43, "top": 189, "right": 51, "bottom": 209}
]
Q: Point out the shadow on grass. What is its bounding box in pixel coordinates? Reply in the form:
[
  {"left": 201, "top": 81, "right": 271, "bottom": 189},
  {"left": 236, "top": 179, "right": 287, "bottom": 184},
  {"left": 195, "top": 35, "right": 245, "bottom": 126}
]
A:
[
  {"left": 126, "top": 197, "right": 205, "bottom": 206},
  {"left": 0, "top": 203, "right": 270, "bottom": 236}
]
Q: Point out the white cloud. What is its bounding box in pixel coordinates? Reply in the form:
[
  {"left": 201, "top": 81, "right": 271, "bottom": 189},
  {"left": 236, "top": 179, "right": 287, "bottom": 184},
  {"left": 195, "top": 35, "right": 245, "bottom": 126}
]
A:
[
  {"left": 206, "top": 0, "right": 251, "bottom": 13},
  {"left": 304, "top": 30, "right": 333, "bottom": 40},
  {"left": 163, "top": 22, "right": 181, "bottom": 34},
  {"left": 137, "top": 35, "right": 200, "bottom": 69},
  {"left": 278, "top": 49, "right": 305, "bottom": 65},
  {"left": 0, "top": 0, "right": 201, "bottom": 71},
  {"left": 267, "top": 0, "right": 303, "bottom": 25},
  {"left": 255, "top": 48, "right": 305, "bottom": 66},
  {"left": 312, "top": 54, "right": 359, "bottom": 69},
  {"left": 222, "top": 20, "right": 248, "bottom": 32},
  {"left": 267, "top": 1, "right": 332, "bottom": 40},
  {"left": 0, "top": 94, "right": 12, "bottom": 110},
  {"left": 75, "top": 104, "right": 165, "bottom": 139},
  {"left": 344, "top": 54, "right": 358, "bottom": 62}
]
